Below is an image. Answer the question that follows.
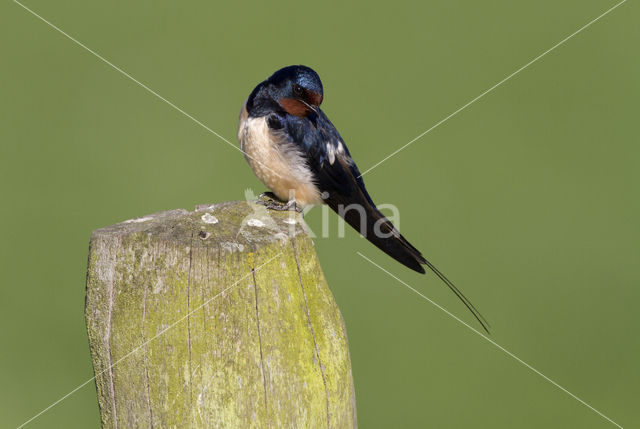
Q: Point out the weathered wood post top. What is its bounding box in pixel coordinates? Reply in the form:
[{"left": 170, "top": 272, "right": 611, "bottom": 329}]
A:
[{"left": 85, "top": 200, "right": 356, "bottom": 428}]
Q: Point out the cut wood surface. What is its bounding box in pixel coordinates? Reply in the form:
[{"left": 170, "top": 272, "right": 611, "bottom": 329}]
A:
[{"left": 85, "top": 201, "right": 356, "bottom": 428}]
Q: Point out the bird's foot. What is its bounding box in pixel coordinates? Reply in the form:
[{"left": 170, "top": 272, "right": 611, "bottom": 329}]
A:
[
  {"left": 257, "top": 192, "right": 302, "bottom": 212},
  {"left": 258, "top": 191, "right": 279, "bottom": 201}
]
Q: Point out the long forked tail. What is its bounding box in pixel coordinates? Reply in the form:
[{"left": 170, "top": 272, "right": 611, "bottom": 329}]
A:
[{"left": 332, "top": 201, "right": 490, "bottom": 333}]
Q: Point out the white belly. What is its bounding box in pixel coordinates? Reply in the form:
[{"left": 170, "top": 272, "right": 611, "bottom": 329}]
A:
[{"left": 238, "top": 105, "right": 321, "bottom": 207}]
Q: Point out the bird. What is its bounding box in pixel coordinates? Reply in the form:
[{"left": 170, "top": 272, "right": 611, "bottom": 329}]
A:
[{"left": 238, "top": 65, "right": 488, "bottom": 333}]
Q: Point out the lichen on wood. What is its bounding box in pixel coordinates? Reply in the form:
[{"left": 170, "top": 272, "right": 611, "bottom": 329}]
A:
[{"left": 85, "top": 201, "right": 356, "bottom": 428}]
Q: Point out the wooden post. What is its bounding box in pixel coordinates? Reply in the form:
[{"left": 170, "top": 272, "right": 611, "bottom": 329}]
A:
[{"left": 85, "top": 201, "right": 357, "bottom": 428}]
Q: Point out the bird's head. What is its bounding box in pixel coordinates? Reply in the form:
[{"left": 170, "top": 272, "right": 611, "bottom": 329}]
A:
[{"left": 267, "top": 65, "right": 324, "bottom": 117}]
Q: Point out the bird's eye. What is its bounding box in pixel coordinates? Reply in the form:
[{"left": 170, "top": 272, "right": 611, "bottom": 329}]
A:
[{"left": 293, "top": 84, "right": 304, "bottom": 96}]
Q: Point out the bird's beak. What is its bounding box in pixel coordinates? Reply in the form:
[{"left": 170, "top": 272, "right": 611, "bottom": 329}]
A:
[{"left": 299, "top": 99, "right": 318, "bottom": 113}]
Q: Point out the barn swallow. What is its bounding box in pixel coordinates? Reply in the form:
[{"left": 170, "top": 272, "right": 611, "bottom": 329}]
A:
[{"left": 238, "top": 65, "right": 488, "bottom": 332}]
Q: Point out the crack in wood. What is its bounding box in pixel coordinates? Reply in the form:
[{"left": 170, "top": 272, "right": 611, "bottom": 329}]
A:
[
  {"left": 106, "top": 239, "right": 119, "bottom": 429},
  {"left": 251, "top": 268, "right": 269, "bottom": 419},
  {"left": 290, "top": 240, "right": 331, "bottom": 429},
  {"left": 186, "top": 233, "right": 194, "bottom": 418},
  {"left": 142, "top": 242, "right": 155, "bottom": 428}
]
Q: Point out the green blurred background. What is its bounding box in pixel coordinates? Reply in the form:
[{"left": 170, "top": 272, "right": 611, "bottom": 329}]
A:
[{"left": 1, "top": 0, "right": 638, "bottom": 427}]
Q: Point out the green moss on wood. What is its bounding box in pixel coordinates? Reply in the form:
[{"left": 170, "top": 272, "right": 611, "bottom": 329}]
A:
[{"left": 85, "top": 201, "right": 356, "bottom": 428}]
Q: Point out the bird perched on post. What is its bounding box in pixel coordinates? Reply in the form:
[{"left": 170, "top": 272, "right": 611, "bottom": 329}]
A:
[{"left": 238, "top": 65, "right": 488, "bottom": 332}]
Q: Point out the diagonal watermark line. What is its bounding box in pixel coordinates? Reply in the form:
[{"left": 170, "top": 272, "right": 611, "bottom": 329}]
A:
[
  {"left": 15, "top": 253, "right": 282, "bottom": 429},
  {"left": 358, "top": 0, "right": 627, "bottom": 178},
  {"left": 12, "top": 0, "right": 287, "bottom": 180},
  {"left": 357, "top": 252, "right": 624, "bottom": 429}
]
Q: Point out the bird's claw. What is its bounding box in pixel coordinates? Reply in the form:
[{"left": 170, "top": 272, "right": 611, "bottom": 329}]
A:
[{"left": 256, "top": 192, "right": 302, "bottom": 213}]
